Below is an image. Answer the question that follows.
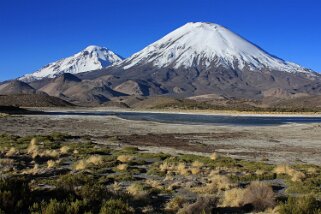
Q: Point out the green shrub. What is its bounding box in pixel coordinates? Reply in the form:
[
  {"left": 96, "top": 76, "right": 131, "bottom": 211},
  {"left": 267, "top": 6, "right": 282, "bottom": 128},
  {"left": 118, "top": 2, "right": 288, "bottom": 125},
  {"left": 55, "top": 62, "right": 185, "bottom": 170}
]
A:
[
  {"left": 278, "top": 195, "right": 321, "bottom": 214},
  {"left": 0, "top": 177, "right": 30, "bottom": 213},
  {"left": 41, "top": 199, "right": 67, "bottom": 214},
  {"left": 122, "top": 146, "right": 139, "bottom": 152},
  {"left": 99, "top": 199, "right": 134, "bottom": 214}
]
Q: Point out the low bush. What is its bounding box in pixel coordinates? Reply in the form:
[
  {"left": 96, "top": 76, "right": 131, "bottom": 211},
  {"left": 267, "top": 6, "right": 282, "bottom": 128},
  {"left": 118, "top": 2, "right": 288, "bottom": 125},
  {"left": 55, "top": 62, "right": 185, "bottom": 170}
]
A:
[
  {"left": 243, "top": 181, "right": 275, "bottom": 211},
  {"left": 278, "top": 195, "right": 321, "bottom": 214},
  {"left": 99, "top": 199, "right": 134, "bottom": 214}
]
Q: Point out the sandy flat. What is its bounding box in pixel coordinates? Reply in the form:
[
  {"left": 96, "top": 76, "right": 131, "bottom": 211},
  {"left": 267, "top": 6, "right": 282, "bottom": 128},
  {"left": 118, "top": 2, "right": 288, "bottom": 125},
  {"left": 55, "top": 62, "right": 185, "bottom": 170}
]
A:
[{"left": 1, "top": 110, "right": 321, "bottom": 166}]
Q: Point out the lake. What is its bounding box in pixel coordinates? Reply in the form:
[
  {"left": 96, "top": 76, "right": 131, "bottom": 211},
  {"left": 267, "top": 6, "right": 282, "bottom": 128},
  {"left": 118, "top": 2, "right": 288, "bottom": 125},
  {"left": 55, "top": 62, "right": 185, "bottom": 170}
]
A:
[{"left": 44, "top": 110, "right": 321, "bottom": 126}]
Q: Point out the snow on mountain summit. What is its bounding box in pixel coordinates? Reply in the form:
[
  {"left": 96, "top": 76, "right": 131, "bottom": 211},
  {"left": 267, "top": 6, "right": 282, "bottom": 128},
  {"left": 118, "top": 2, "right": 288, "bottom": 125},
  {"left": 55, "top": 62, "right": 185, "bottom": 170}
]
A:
[
  {"left": 20, "top": 45, "right": 123, "bottom": 82},
  {"left": 122, "top": 22, "right": 312, "bottom": 74}
]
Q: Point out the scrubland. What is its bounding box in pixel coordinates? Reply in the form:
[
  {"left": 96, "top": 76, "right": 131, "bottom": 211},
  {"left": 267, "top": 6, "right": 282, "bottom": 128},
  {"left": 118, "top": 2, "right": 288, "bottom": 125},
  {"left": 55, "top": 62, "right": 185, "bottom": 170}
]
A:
[{"left": 0, "top": 133, "right": 320, "bottom": 213}]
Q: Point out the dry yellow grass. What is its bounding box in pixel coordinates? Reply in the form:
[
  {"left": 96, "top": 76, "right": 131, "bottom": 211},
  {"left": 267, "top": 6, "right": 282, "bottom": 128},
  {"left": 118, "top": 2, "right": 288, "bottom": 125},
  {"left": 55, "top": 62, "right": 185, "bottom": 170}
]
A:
[
  {"left": 27, "top": 138, "right": 39, "bottom": 158},
  {"left": 165, "top": 196, "right": 186, "bottom": 212},
  {"left": 60, "top": 146, "right": 70, "bottom": 154},
  {"left": 291, "top": 170, "right": 306, "bottom": 182},
  {"left": 191, "top": 167, "right": 201, "bottom": 175},
  {"left": 274, "top": 164, "right": 306, "bottom": 182},
  {"left": 5, "top": 147, "right": 18, "bottom": 157},
  {"left": 74, "top": 155, "right": 104, "bottom": 170},
  {"left": 163, "top": 174, "right": 174, "bottom": 181},
  {"left": 43, "top": 149, "right": 59, "bottom": 158},
  {"left": 86, "top": 155, "right": 103, "bottom": 165},
  {"left": 243, "top": 181, "right": 275, "bottom": 211},
  {"left": 117, "top": 155, "right": 133, "bottom": 163},
  {"left": 112, "top": 182, "right": 121, "bottom": 192},
  {"left": 22, "top": 164, "right": 40, "bottom": 175},
  {"left": 307, "top": 167, "right": 318, "bottom": 174},
  {"left": 159, "top": 161, "right": 176, "bottom": 173},
  {"left": 176, "top": 162, "right": 189, "bottom": 176},
  {"left": 221, "top": 188, "right": 246, "bottom": 207},
  {"left": 167, "top": 182, "right": 181, "bottom": 191},
  {"left": 127, "top": 183, "right": 149, "bottom": 199},
  {"left": 145, "top": 179, "right": 162, "bottom": 190},
  {"left": 116, "top": 164, "right": 128, "bottom": 171},
  {"left": 255, "top": 169, "right": 266, "bottom": 176},
  {"left": 47, "top": 160, "right": 60, "bottom": 168},
  {"left": 208, "top": 172, "right": 234, "bottom": 191},
  {"left": 210, "top": 152, "right": 220, "bottom": 160},
  {"left": 192, "top": 160, "right": 204, "bottom": 168},
  {"left": 192, "top": 172, "right": 234, "bottom": 194},
  {"left": 74, "top": 160, "right": 87, "bottom": 170}
]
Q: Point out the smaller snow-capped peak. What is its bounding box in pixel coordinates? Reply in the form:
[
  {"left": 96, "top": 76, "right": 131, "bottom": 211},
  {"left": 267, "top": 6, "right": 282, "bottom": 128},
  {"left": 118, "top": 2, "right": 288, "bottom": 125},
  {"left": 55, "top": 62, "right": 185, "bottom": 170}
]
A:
[
  {"left": 122, "top": 22, "right": 313, "bottom": 74},
  {"left": 20, "top": 45, "right": 123, "bottom": 82}
]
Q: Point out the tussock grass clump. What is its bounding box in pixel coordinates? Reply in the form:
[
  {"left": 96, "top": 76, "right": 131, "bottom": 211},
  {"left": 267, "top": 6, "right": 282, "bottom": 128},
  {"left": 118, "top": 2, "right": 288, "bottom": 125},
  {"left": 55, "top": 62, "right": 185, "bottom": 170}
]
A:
[
  {"left": 22, "top": 164, "right": 40, "bottom": 175},
  {"left": 221, "top": 188, "right": 246, "bottom": 207},
  {"left": 43, "top": 149, "right": 59, "bottom": 158},
  {"left": 74, "top": 160, "right": 87, "bottom": 170},
  {"left": 167, "top": 182, "right": 182, "bottom": 191},
  {"left": 59, "top": 146, "right": 70, "bottom": 154},
  {"left": 307, "top": 167, "right": 318, "bottom": 174},
  {"left": 5, "top": 147, "right": 18, "bottom": 157},
  {"left": 192, "top": 160, "right": 204, "bottom": 168},
  {"left": 210, "top": 152, "right": 220, "bottom": 160},
  {"left": 274, "top": 164, "right": 306, "bottom": 182},
  {"left": 27, "top": 138, "right": 39, "bottom": 158},
  {"left": 74, "top": 155, "right": 103, "bottom": 170},
  {"left": 47, "top": 160, "right": 60, "bottom": 168},
  {"left": 145, "top": 179, "right": 162, "bottom": 190},
  {"left": 165, "top": 196, "right": 186, "bottom": 212},
  {"left": 191, "top": 167, "right": 201, "bottom": 175},
  {"left": 86, "top": 155, "right": 103, "bottom": 165},
  {"left": 127, "top": 182, "right": 150, "bottom": 200},
  {"left": 243, "top": 181, "right": 275, "bottom": 211},
  {"left": 116, "top": 164, "right": 128, "bottom": 171},
  {"left": 176, "top": 162, "right": 190, "bottom": 176},
  {"left": 26, "top": 138, "right": 60, "bottom": 159},
  {"left": 159, "top": 161, "right": 176, "bottom": 173},
  {"left": 112, "top": 182, "right": 121, "bottom": 192},
  {"left": 117, "top": 155, "right": 133, "bottom": 163},
  {"left": 192, "top": 173, "right": 233, "bottom": 194},
  {"left": 208, "top": 171, "right": 234, "bottom": 191},
  {"left": 255, "top": 169, "right": 266, "bottom": 176},
  {"left": 190, "top": 160, "right": 204, "bottom": 175}
]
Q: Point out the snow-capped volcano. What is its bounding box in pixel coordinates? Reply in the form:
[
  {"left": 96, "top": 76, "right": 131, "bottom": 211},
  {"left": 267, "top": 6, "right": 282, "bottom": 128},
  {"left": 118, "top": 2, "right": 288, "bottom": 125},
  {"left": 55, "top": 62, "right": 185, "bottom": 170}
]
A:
[
  {"left": 20, "top": 45, "right": 123, "bottom": 82},
  {"left": 122, "top": 22, "right": 312, "bottom": 74}
]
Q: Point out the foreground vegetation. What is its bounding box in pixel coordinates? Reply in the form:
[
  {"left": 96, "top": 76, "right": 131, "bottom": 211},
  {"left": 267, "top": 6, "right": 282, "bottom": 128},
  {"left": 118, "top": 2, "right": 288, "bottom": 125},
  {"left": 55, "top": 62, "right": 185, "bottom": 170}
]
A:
[{"left": 0, "top": 133, "right": 320, "bottom": 213}]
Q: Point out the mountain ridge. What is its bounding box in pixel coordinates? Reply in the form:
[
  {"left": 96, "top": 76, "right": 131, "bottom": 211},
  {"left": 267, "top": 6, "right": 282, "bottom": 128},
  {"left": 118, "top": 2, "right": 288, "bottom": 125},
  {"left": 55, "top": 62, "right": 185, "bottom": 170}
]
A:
[{"left": 4, "top": 22, "right": 321, "bottom": 108}]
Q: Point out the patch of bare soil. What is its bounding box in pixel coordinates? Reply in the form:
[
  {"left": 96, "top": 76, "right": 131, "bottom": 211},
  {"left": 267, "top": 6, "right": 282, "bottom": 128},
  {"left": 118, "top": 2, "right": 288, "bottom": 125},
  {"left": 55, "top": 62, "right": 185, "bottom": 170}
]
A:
[{"left": 118, "top": 133, "right": 246, "bottom": 153}]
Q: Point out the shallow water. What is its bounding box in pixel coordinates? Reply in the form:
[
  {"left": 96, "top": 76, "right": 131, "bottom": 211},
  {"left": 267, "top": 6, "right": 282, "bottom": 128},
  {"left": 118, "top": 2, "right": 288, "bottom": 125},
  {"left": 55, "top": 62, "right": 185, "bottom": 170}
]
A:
[{"left": 44, "top": 111, "right": 321, "bottom": 126}]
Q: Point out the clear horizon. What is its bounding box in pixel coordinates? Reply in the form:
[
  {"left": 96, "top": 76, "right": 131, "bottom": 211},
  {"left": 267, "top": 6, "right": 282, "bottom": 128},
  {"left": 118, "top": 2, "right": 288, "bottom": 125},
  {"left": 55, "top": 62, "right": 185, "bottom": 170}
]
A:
[{"left": 1, "top": 0, "right": 321, "bottom": 81}]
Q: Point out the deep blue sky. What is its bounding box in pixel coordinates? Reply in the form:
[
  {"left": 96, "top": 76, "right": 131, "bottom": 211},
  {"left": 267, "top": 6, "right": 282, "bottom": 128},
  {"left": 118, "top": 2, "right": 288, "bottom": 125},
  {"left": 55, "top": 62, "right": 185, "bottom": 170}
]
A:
[{"left": 1, "top": 0, "right": 320, "bottom": 81}]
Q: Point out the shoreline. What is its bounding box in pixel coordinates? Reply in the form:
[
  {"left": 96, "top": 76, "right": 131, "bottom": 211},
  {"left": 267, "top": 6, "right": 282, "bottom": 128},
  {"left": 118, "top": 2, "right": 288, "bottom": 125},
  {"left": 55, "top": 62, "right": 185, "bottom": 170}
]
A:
[{"left": 24, "top": 106, "right": 321, "bottom": 118}]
